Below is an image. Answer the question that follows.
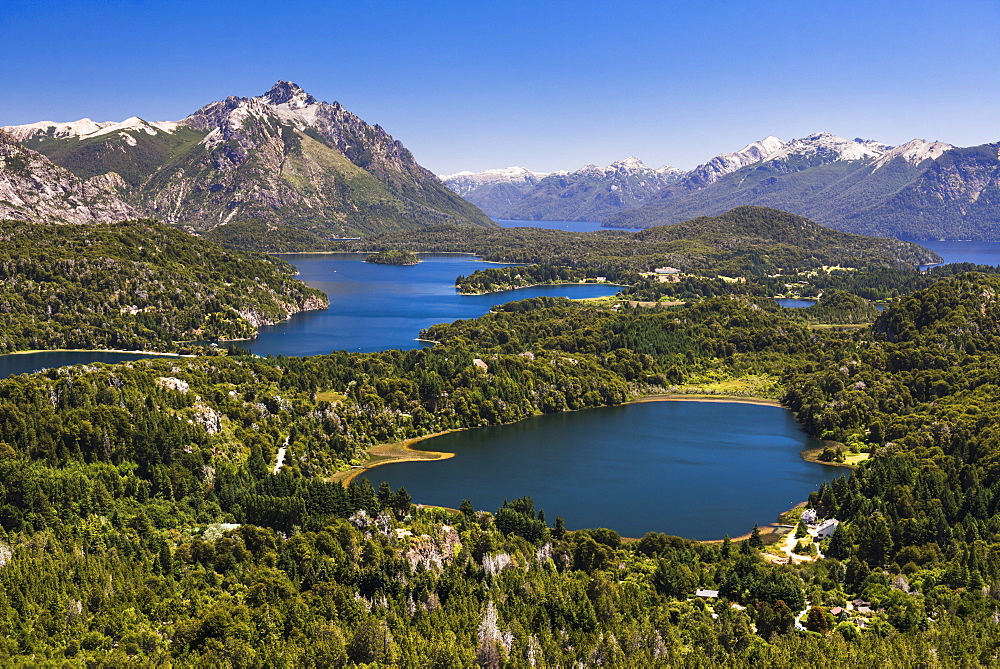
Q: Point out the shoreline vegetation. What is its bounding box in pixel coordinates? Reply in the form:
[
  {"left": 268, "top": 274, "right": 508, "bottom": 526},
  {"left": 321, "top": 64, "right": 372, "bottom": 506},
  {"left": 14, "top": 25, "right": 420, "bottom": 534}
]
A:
[
  {"left": 458, "top": 280, "right": 624, "bottom": 296},
  {"left": 364, "top": 249, "right": 420, "bottom": 266}
]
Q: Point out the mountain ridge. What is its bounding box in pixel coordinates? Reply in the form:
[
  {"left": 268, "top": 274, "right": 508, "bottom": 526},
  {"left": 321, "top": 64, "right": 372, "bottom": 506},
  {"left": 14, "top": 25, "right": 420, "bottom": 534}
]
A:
[{"left": 3, "top": 81, "right": 494, "bottom": 236}]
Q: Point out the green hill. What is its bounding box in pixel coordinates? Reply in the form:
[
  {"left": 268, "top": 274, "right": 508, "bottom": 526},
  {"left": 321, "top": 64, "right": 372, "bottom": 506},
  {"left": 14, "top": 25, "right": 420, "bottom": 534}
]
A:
[{"left": 0, "top": 219, "right": 327, "bottom": 352}]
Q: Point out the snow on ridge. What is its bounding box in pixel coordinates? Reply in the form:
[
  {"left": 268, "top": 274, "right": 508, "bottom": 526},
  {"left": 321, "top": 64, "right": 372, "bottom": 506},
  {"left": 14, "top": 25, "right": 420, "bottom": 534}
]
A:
[
  {"left": 439, "top": 166, "right": 550, "bottom": 183},
  {"left": 3, "top": 118, "right": 112, "bottom": 140},
  {"left": 3, "top": 116, "right": 180, "bottom": 141},
  {"left": 872, "top": 139, "right": 953, "bottom": 171},
  {"left": 687, "top": 136, "right": 787, "bottom": 185},
  {"left": 764, "top": 132, "right": 891, "bottom": 163}
]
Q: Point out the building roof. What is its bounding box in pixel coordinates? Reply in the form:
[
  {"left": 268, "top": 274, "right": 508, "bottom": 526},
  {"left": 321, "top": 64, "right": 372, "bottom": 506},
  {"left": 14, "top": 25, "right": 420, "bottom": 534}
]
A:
[{"left": 695, "top": 589, "right": 719, "bottom": 598}]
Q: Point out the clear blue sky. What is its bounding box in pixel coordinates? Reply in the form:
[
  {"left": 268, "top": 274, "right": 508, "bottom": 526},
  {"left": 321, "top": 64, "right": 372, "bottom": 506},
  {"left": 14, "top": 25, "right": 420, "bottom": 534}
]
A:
[{"left": 2, "top": 0, "right": 998, "bottom": 173}]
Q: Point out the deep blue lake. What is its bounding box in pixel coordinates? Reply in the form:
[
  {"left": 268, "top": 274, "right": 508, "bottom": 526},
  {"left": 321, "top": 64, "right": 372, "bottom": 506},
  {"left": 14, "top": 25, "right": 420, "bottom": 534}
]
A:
[
  {"left": 915, "top": 240, "right": 1000, "bottom": 268},
  {"left": 363, "top": 400, "right": 839, "bottom": 539},
  {"left": 0, "top": 252, "right": 619, "bottom": 377},
  {"left": 246, "top": 253, "right": 620, "bottom": 356},
  {"left": 0, "top": 351, "right": 180, "bottom": 379}
]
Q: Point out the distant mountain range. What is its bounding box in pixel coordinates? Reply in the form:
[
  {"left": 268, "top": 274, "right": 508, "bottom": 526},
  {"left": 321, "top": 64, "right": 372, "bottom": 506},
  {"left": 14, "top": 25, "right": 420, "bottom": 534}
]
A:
[
  {"left": 445, "top": 133, "right": 1000, "bottom": 241},
  {"left": 440, "top": 157, "right": 684, "bottom": 222},
  {"left": 2, "top": 81, "right": 492, "bottom": 236}
]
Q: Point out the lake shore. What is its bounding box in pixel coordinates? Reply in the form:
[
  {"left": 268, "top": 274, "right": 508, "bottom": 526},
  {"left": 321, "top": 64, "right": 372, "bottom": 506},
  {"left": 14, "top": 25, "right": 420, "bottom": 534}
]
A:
[
  {"left": 0, "top": 348, "right": 191, "bottom": 358},
  {"left": 630, "top": 393, "right": 782, "bottom": 407},
  {"left": 458, "top": 281, "right": 624, "bottom": 296},
  {"left": 333, "top": 431, "right": 461, "bottom": 486}
]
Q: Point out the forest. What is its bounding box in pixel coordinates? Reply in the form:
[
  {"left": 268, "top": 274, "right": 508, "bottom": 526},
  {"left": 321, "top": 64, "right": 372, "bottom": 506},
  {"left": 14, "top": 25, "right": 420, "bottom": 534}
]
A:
[
  {"left": 6, "top": 204, "right": 1000, "bottom": 664},
  {"left": 0, "top": 219, "right": 327, "bottom": 353},
  {"left": 3, "top": 268, "right": 1000, "bottom": 663},
  {"left": 210, "top": 207, "right": 940, "bottom": 278}
]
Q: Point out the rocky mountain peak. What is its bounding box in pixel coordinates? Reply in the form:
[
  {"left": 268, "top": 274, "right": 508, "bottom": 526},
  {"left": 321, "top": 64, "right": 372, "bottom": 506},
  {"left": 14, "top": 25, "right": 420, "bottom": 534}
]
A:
[
  {"left": 258, "top": 81, "right": 317, "bottom": 109},
  {"left": 872, "top": 139, "right": 954, "bottom": 171}
]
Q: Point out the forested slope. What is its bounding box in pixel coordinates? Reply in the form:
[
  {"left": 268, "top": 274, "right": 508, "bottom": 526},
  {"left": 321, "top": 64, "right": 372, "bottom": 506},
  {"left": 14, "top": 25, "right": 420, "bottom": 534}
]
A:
[
  {"left": 0, "top": 219, "right": 327, "bottom": 352},
  {"left": 3, "top": 262, "right": 1000, "bottom": 662}
]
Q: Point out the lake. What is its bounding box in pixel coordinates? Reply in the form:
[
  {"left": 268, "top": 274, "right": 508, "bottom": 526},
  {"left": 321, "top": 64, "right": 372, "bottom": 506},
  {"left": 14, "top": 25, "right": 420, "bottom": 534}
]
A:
[
  {"left": 914, "top": 240, "right": 1000, "bottom": 267},
  {"left": 0, "top": 253, "right": 620, "bottom": 377},
  {"left": 245, "top": 253, "right": 621, "bottom": 356},
  {"left": 363, "top": 400, "right": 839, "bottom": 540},
  {"left": 0, "top": 350, "right": 180, "bottom": 380}
]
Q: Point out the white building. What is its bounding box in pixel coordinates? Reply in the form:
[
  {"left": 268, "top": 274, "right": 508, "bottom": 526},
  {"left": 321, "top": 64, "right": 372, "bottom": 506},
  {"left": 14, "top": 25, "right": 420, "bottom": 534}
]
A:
[{"left": 815, "top": 518, "right": 840, "bottom": 540}]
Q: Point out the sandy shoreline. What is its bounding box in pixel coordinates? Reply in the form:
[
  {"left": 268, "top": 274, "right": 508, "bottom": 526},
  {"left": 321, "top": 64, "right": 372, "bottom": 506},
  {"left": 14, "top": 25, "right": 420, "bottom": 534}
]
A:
[
  {"left": 630, "top": 394, "right": 782, "bottom": 407},
  {"left": 333, "top": 430, "right": 462, "bottom": 486},
  {"left": 1, "top": 348, "right": 191, "bottom": 358}
]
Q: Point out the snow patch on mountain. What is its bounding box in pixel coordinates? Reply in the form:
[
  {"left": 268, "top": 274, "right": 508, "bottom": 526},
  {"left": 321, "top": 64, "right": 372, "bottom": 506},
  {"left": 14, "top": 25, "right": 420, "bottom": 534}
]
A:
[
  {"left": 764, "top": 132, "right": 891, "bottom": 163},
  {"left": 3, "top": 118, "right": 112, "bottom": 141},
  {"left": 685, "top": 136, "right": 786, "bottom": 187},
  {"left": 4, "top": 116, "right": 180, "bottom": 142},
  {"left": 872, "top": 139, "right": 954, "bottom": 171}
]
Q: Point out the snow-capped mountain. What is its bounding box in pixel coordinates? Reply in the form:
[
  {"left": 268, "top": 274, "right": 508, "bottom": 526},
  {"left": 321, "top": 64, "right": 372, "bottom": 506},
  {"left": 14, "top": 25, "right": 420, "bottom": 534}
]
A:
[
  {"left": 3, "top": 81, "right": 492, "bottom": 235},
  {"left": 442, "top": 156, "right": 684, "bottom": 220},
  {"left": 683, "top": 136, "right": 786, "bottom": 188},
  {"left": 872, "top": 139, "right": 953, "bottom": 171},
  {"left": 605, "top": 132, "right": 1000, "bottom": 240},
  {"left": 764, "top": 132, "right": 891, "bottom": 165},
  {"left": 439, "top": 166, "right": 553, "bottom": 197}
]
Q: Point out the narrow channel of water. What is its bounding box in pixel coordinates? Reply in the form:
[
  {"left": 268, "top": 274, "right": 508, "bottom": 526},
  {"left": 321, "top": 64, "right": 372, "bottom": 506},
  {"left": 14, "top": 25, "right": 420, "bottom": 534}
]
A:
[{"left": 363, "top": 400, "right": 840, "bottom": 540}]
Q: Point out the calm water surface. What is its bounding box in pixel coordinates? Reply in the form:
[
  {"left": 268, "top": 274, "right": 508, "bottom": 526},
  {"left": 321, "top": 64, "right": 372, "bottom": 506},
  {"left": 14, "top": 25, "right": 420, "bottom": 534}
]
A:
[
  {"left": 246, "top": 253, "right": 620, "bottom": 356},
  {"left": 0, "top": 253, "right": 620, "bottom": 376},
  {"left": 915, "top": 240, "right": 1000, "bottom": 267},
  {"left": 0, "top": 351, "right": 178, "bottom": 379},
  {"left": 364, "top": 401, "right": 839, "bottom": 540},
  {"left": 775, "top": 298, "right": 817, "bottom": 308}
]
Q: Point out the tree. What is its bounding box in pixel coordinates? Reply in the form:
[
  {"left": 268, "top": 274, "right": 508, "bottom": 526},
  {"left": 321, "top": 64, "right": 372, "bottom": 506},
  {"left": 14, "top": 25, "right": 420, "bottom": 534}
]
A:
[
  {"left": 805, "top": 606, "right": 830, "bottom": 634},
  {"left": 749, "top": 524, "right": 764, "bottom": 550},
  {"left": 552, "top": 516, "right": 566, "bottom": 540}
]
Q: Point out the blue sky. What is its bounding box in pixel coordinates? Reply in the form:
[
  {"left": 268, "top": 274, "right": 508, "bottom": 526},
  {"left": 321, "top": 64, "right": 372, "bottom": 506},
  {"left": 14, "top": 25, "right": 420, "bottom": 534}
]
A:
[{"left": 2, "top": 0, "right": 998, "bottom": 173}]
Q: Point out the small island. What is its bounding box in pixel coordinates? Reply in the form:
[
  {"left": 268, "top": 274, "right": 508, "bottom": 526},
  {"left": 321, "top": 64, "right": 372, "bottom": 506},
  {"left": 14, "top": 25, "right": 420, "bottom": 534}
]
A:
[{"left": 365, "top": 249, "right": 420, "bottom": 266}]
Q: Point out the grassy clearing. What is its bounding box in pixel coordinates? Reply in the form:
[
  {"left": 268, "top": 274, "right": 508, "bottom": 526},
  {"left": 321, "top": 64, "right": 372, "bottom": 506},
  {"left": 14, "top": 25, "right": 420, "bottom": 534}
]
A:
[
  {"left": 671, "top": 373, "right": 782, "bottom": 399},
  {"left": 331, "top": 432, "right": 458, "bottom": 485}
]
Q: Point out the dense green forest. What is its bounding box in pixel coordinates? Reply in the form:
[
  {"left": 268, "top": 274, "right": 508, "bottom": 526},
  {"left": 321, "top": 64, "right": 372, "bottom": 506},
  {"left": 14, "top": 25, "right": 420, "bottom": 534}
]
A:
[
  {"left": 0, "top": 219, "right": 327, "bottom": 353},
  {"left": 7, "top": 204, "right": 1000, "bottom": 664},
  {"left": 365, "top": 249, "right": 420, "bottom": 266},
  {"left": 212, "top": 207, "right": 939, "bottom": 278},
  {"left": 5, "top": 272, "right": 1000, "bottom": 663}
]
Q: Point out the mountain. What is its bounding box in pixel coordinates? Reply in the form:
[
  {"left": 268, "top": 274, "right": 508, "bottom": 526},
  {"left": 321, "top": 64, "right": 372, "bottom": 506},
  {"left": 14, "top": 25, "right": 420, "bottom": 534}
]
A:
[
  {"left": 441, "top": 157, "right": 684, "bottom": 221},
  {"left": 438, "top": 166, "right": 551, "bottom": 215},
  {"left": 604, "top": 132, "right": 1000, "bottom": 240},
  {"left": 0, "top": 130, "right": 139, "bottom": 224},
  {"left": 680, "top": 136, "right": 786, "bottom": 188},
  {"left": 4, "top": 81, "right": 493, "bottom": 236}
]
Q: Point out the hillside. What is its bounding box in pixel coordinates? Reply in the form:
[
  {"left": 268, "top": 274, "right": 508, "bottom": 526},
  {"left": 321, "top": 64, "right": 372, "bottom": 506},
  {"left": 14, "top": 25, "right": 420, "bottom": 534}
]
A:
[
  {"left": 5, "top": 82, "right": 494, "bottom": 236},
  {"left": 332, "top": 206, "right": 940, "bottom": 280},
  {"left": 605, "top": 133, "right": 1000, "bottom": 240},
  {"left": 0, "top": 130, "right": 138, "bottom": 224},
  {"left": 0, "top": 276, "right": 998, "bottom": 662},
  {"left": 0, "top": 219, "right": 327, "bottom": 353}
]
